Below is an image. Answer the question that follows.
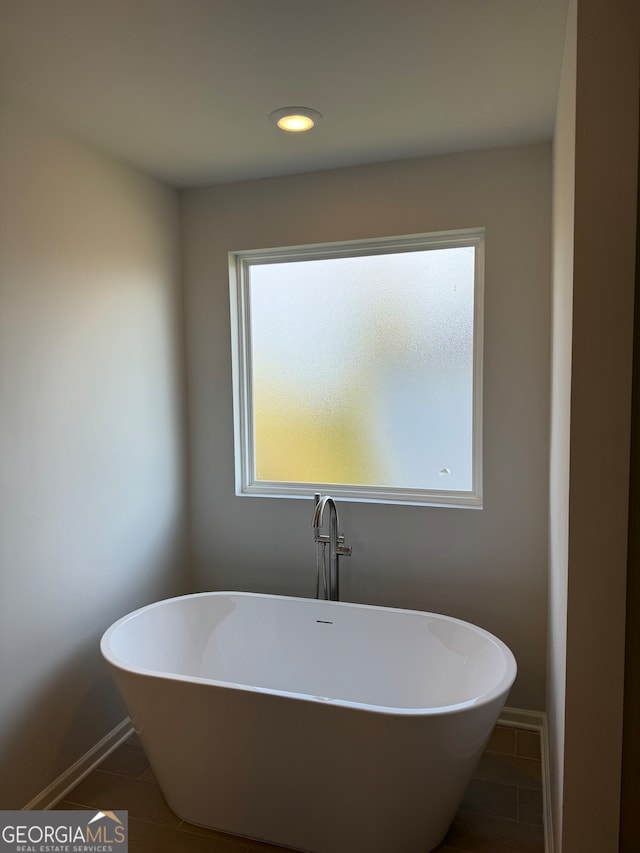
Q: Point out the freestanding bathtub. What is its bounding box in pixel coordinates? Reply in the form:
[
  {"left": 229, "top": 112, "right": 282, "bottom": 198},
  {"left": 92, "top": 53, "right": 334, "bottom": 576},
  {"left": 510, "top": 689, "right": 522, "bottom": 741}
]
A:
[{"left": 101, "top": 592, "right": 516, "bottom": 853}]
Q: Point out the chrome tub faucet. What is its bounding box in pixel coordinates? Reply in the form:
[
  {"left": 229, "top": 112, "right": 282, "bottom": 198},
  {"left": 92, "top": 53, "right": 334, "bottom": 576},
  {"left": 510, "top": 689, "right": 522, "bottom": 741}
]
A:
[{"left": 311, "top": 494, "right": 352, "bottom": 600}]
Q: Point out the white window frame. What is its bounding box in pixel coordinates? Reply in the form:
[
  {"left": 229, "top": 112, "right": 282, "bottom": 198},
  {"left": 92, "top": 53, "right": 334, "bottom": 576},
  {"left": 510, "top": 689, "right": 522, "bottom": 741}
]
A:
[{"left": 229, "top": 228, "right": 484, "bottom": 508}]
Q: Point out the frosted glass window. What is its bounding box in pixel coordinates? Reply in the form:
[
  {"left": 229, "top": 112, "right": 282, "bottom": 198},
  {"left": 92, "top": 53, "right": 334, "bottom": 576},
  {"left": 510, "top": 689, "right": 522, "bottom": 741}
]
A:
[{"left": 230, "top": 230, "right": 483, "bottom": 507}]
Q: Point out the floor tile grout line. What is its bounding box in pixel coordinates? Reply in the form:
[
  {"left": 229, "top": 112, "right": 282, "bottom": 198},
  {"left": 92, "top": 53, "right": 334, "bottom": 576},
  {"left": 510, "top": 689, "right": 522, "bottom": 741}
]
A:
[
  {"left": 482, "top": 754, "right": 543, "bottom": 764},
  {"left": 473, "top": 780, "right": 543, "bottom": 792},
  {"left": 175, "top": 819, "right": 259, "bottom": 849},
  {"left": 470, "top": 777, "right": 541, "bottom": 789},
  {"left": 118, "top": 814, "right": 183, "bottom": 830},
  {"left": 85, "top": 767, "right": 151, "bottom": 782},
  {"left": 459, "top": 807, "right": 544, "bottom": 829},
  {"left": 61, "top": 800, "right": 179, "bottom": 831},
  {"left": 59, "top": 797, "right": 93, "bottom": 808}
]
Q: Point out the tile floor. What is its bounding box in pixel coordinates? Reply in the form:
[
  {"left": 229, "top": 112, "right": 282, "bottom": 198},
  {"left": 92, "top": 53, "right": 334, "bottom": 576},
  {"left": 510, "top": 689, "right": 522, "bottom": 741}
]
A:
[{"left": 55, "top": 724, "right": 544, "bottom": 852}]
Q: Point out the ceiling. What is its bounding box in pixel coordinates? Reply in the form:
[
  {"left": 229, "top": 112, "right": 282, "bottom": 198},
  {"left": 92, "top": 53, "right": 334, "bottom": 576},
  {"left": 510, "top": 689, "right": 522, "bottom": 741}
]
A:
[{"left": 0, "top": 0, "right": 569, "bottom": 188}]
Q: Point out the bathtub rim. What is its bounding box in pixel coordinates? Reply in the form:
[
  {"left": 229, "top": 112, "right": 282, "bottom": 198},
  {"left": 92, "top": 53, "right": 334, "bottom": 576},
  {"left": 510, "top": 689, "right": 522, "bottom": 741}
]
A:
[{"left": 100, "top": 590, "right": 517, "bottom": 718}]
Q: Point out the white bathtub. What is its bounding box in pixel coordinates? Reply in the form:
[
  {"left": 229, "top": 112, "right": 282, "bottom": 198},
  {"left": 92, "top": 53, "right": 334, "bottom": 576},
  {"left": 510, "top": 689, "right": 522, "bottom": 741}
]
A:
[{"left": 101, "top": 592, "right": 516, "bottom": 853}]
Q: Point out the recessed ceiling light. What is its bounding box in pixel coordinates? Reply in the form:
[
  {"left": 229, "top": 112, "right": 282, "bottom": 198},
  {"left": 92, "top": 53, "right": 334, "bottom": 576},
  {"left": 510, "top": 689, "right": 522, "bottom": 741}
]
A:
[{"left": 269, "top": 107, "right": 322, "bottom": 133}]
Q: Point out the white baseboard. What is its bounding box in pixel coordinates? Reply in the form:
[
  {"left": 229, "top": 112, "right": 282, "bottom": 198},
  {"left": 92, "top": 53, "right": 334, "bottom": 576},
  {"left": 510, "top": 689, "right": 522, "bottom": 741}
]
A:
[
  {"left": 498, "top": 707, "right": 553, "bottom": 853},
  {"left": 498, "top": 705, "right": 545, "bottom": 731},
  {"left": 22, "top": 718, "right": 133, "bottom": 811}
]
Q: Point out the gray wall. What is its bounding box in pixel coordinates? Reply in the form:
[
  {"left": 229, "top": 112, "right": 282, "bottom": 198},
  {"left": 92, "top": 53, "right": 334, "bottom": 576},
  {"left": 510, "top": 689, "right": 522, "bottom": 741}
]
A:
[
  {"left": 182, "top": 143, "right": 551, "bottom": 711},
  {"left": 548, "top": 0, "right": 640, "bottom": 849},
  {"left": 0, "top": 103, "right": 188, "bottom": 808}
]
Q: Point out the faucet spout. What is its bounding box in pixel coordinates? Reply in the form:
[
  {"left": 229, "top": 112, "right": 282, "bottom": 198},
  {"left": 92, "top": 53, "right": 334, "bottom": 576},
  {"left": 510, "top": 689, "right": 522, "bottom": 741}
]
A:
[
  {"left": 311, "top": 494, "right": 351, "bottom": 601},
  {"left": 311, "top": 494, "right": 333, "bottom": 531}
]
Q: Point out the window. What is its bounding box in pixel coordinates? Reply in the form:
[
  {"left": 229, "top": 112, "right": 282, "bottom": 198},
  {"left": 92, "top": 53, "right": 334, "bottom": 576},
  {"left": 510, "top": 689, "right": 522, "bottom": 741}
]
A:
[{"left": 229, "top": 228, "right": 484, "bottom": 507}]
